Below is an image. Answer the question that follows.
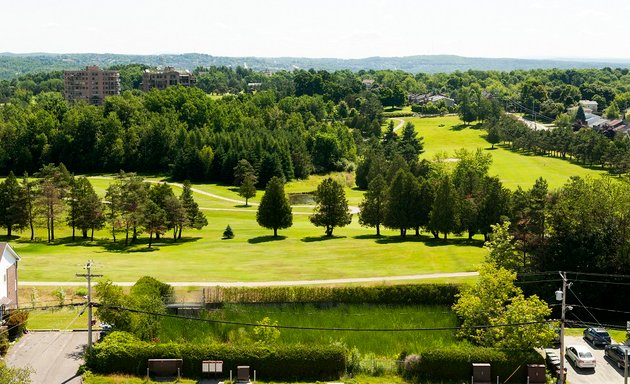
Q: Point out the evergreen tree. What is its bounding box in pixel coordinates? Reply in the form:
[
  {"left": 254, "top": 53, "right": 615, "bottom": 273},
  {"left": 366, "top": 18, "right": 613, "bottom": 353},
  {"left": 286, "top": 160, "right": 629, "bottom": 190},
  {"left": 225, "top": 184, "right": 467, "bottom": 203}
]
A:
[
  {"left": 233, "top": 159, "right": 256, "bottom": 186},
  {"left": 310, "top": 177, "right": 352, "bottom": 237},
  {"left": 429, "top": 174, "right": 458, "bottom": 239},
  {"left": 398, "top": 122, "right": 424, "bottom": 162},
  {"left": 105, "top": 180, "right": 123, "bottom": 242},
  {"left": 383, "top": 170, "right": 420, "bottom": 238},
  {"left": 223, "top": 224, "right": 235, "bottom": 239},
  {"left": 179, "top": 180, "right": 208, "bottom": 239},
  {"left": 143, "top": 200, "right": 167, "bottom": 248},
  {"left": 358, "top": 174, "right": 387, "bottom": 236},
  {"left": 73, "top": 177, "right": 105, "bottom": 240},
  {"left": 239, "top": 173, "right": 257, "bottom": 207},
  {"left": 575, "top": 105, "right": 587, "bottom": 124},
  {"left": 22, "top": 173, "right": 37, "bottom": 241},
  {"left": 35, "top": 164, "right": 72, "bottom": 242},
  {"left": 256, "top": 176, "right": 293, "bottom": 237},
  {"left": 0, "top": 172, "right": 28, "bottom": 237},
  {"left": 163, "top": 195, "right": 186, "bottom": 241},
  {"left": 120, "top": 174, "right": 149, "bottom": 245},
  {"left": 257, "top": 153, "right": 284, "bottom": 188}
]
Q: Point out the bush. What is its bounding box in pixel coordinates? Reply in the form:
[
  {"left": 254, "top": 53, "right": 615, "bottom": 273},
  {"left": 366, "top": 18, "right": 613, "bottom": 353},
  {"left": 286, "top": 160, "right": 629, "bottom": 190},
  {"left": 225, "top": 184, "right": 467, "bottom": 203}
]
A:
[
  {"left": 210, "top": 284, "right": 461, "bottom": 306},
  {"left": 6, "top": 310, "right": 29, "bottom": 341},
  {"left": 131, "top": 276, "right": 173, "bottom": 303},
  {"left": 0, "top": 332, "right": 9, "bottom": 356},
  {"left": 85, "top": 334, "right": 346, "bottom": 381},
  {"left": 401, "top": 347, "right": 544, "bottom": 383}
]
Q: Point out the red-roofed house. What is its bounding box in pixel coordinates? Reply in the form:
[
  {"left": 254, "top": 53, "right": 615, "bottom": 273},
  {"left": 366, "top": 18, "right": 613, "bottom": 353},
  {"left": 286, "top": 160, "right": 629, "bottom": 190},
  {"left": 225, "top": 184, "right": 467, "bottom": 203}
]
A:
[{"left": 0, "top": 243, "right": 19, "bottom": 318}]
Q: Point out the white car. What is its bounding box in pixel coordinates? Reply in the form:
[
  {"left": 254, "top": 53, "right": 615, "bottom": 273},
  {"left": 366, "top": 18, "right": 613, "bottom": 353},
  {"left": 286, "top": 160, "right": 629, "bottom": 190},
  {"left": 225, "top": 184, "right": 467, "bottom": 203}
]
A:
[{"left": 566, "top": 345, "right": 596, "bottom": 369}]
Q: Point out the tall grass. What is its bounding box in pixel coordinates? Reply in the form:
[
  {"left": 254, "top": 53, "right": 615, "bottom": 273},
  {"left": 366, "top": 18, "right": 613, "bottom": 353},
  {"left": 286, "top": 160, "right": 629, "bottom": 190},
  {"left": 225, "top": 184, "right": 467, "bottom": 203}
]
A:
[{"left": 158, "top": 304, "right": 467, "bottom": 356}]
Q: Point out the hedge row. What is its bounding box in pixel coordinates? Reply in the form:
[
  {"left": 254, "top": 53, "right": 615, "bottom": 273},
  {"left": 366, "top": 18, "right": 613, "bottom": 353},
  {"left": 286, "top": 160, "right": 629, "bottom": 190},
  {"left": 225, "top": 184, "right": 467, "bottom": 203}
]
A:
[
  {"left": 382, "top": 111, "right": 415, "bottom": 117},
  {"left": 401, "top": 347, "right": 544, "bottom": 383},
  {"left": 85, "top": 332, "right": 345, "bottom": 381},
  {"left": 206, "top": 284, "right": 461, "bottom": 305}
]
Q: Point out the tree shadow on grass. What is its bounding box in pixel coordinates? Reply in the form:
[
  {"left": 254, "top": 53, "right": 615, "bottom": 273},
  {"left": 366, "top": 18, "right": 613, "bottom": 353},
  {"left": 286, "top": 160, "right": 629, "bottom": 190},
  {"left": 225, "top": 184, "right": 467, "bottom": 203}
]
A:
[
  {"left": 301, "top": 235, "right": 347, "bottom": 242},
  {"left": 353, "top": 234, "right": 383, "bottom": 240},
  {"left": 248, "top": 235, "right": 287, "bottom": 244},
  {"left": 371, "top": 234, "right": 484, "bottom": 247}
]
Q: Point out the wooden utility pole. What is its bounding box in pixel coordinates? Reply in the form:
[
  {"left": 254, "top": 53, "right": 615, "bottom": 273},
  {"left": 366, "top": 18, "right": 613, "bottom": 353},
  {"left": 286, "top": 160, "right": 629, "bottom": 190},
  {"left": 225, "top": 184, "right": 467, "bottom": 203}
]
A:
[{"left": 76, "top": 261, "right": 103, "bottom": 351}]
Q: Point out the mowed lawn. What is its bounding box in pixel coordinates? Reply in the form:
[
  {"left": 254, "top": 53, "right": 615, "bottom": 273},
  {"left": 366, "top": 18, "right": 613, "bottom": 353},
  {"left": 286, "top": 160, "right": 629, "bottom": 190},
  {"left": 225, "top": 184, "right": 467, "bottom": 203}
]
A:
[
  {"left": 408, "top": 115, "right": 606, "bottom": 190},
  {"left": 11, "top": 206, "right": 484, "bottom": 282}
]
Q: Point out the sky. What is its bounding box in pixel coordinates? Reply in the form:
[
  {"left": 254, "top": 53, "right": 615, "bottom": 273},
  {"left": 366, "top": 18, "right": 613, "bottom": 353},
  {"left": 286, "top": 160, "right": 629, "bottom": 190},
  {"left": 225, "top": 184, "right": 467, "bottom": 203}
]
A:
[{"left": 3, "top": 0, "right": 630, "bottom": 60}]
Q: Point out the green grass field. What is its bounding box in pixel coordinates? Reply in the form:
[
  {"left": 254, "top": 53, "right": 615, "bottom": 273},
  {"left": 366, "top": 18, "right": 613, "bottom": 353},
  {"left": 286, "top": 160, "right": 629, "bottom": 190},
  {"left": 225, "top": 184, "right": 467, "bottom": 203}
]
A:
[
  {"left": 407, "top": 115, "right": 606, "bottom": 190},
  {"left": 3, "top": 115, "right": 613, "bottom": 284},
  {"left": 159, "top": 304, "right": 464, "bottom": 356}
]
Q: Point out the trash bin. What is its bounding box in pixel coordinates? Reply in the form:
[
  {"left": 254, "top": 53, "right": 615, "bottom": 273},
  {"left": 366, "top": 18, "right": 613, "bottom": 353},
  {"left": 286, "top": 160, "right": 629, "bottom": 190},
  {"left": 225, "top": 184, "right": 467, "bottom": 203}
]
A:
[{"left": 472, "top": 363, "right": 491, "bottom": 384}]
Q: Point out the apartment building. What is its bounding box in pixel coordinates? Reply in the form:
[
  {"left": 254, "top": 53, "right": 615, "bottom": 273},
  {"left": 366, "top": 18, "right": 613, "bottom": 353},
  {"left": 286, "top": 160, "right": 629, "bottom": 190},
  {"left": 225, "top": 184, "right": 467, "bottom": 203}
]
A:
[
  {"left": 63, "top": 66, "right": 120, "bottom": 105},
  {"left": 142, "top": 67, "right": 196, "bottom": 92}
]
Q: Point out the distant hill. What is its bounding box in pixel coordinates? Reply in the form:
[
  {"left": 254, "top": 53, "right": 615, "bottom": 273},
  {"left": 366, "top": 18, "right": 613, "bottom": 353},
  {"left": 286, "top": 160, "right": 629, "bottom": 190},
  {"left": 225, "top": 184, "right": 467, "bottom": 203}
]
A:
[{"left": 1, "top": 52, "right": 630, "bottom": 80}]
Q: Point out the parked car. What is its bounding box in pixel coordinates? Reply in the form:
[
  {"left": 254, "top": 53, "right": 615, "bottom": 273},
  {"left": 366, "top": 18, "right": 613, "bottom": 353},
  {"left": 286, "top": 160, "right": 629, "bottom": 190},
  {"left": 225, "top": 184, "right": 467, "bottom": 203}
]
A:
[
  {"left": 583, "top": 327, "right": 611, "bottom": 347},
  {"left": 604, "top": 344, "right": 630, "bottom": 369},
  {"left": 566, "top": 345, "right": 596, "bottom": 369}
]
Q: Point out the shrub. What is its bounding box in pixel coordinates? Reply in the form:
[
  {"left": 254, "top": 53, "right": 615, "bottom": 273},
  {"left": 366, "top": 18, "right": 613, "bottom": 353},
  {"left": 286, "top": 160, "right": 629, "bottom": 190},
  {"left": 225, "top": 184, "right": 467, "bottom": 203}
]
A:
[
  {"left": 6, "top": 310, "right": 29, "bottom": 341},
  {"left": 0, "top": 332, "right": 9, "bottom": 356},
  {"left": 85, "top": 336, "right": 346, "bottom": 381},
  {"left": 401, "top": 347, "right": 544, "bottom": 383},
  {"left": 211, "top": 284, "right": 461, "bottom": 306}
]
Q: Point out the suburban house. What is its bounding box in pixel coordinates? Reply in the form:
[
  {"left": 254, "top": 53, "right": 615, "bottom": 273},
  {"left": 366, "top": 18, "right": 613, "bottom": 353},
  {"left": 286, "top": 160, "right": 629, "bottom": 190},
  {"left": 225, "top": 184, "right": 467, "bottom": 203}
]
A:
[
  {"left": 408, "top": 93, "right": 455, "bottom": 107},
  {"left": 0, "top": 242, "right": 19, "bottom": 319}
]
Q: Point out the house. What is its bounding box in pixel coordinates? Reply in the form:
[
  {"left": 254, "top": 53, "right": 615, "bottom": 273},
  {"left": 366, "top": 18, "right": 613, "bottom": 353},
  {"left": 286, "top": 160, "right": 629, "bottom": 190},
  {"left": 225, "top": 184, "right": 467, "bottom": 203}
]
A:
[
  {"left": 584, "top": 112, "right": 609, "bottom": 129},
  {"left": 579, "top": 100, "right": 598, "bottom": 113},
  {"left": 408, "top": 93, "right": 455, "bottom": 107},
  {"left": 0, "top": 243, "right": 19, "bottom": 318},
  {"left": 361, "top": 79, "right": 375, "bottom": 89}
]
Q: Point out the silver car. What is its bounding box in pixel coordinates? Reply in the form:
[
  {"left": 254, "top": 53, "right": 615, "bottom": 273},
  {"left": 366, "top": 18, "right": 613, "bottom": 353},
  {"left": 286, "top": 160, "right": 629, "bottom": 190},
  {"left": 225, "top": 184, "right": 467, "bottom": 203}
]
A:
[{"left": 566, "top": 345, "right": 596, "bottom": 369}]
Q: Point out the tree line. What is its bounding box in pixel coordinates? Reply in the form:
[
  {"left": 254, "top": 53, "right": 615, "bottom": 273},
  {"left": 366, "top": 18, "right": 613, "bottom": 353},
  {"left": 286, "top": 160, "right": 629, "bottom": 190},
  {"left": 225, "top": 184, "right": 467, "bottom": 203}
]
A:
[{"left": 0, "top": 164, "right": 207, "bottom": 247}]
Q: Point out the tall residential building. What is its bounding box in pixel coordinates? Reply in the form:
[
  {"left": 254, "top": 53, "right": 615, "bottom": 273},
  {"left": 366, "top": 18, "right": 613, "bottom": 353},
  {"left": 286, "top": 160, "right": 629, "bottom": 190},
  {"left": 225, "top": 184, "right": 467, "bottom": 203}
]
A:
[
  {"left": 142, "top": 67, "right": 196, "bottom": 92},
  {"left": 63, "top": 66, "right": 120, "bottom": 105}
]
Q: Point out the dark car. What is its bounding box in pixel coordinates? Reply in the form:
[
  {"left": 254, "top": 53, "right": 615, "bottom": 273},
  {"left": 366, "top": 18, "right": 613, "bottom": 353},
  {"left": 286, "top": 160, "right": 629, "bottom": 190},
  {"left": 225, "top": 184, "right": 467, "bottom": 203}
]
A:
[
  {"left": 604, "top": 344, "right": 630, "bottom": 369},
  {"left": 583, "top": 327, "right": 611, "bottom": 347}
]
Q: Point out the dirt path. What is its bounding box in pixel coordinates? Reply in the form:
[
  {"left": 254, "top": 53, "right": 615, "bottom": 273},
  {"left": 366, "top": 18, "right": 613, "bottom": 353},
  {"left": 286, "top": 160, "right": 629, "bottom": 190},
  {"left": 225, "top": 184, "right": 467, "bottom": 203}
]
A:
[
  {"left": 390, "top": 118, "right": 405, "bottom": 132},
  {"left": 21, "top": 271, "right": 479, "bottom": 287}
]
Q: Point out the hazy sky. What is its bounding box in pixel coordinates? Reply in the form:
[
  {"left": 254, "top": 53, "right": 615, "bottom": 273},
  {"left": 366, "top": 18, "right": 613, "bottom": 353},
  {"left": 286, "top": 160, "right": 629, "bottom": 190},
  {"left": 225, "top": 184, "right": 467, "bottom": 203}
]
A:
[{"left": 3, "top": 0, "right": 630, "bottom": 59}]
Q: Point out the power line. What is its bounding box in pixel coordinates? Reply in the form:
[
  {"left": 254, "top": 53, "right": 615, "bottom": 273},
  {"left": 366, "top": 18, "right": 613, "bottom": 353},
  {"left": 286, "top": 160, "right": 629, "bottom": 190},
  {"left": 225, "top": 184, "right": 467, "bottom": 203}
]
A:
[{"left": 97, "top": 303, "right": 551, "bottom": 332}]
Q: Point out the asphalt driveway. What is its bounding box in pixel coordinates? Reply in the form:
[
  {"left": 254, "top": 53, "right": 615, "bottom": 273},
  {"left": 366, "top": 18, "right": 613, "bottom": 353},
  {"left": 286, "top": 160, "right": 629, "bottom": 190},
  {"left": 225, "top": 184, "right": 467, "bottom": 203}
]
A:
[
  {"left": 5, "top": 331, "right": 97, "bottom": 384},
  {"left": 560, "top": 336, "right": 628, "bottom": 384}
]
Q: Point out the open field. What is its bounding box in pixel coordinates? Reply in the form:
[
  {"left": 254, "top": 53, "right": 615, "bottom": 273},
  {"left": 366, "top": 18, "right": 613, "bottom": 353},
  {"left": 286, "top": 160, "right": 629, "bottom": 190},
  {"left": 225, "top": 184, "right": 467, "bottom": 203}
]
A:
[
  {"left": 159, "top": 304, "right": 464, "bottom": 356},
  {"left": 3, "top": 115, "right": 613, "bottom": 284},
  {"left": 9, "top": 208, "right": 484, "bottom": 282},
  {"left": 406, "top": 115, "right": 607, "bottom": 190}
]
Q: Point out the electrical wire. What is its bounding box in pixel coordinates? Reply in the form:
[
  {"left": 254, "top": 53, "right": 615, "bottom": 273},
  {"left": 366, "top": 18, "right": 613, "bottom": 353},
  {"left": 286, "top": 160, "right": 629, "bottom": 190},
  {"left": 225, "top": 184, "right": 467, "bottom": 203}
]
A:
[{"left": 96, "top": 303, "right": 551, "bottom": 332}]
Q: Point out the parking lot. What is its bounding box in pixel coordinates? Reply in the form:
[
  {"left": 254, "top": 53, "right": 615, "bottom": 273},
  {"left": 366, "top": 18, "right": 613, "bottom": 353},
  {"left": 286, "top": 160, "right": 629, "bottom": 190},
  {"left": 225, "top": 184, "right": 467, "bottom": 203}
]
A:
[{"left": 557, "top": 336, "right": 628, "bottom": 384}]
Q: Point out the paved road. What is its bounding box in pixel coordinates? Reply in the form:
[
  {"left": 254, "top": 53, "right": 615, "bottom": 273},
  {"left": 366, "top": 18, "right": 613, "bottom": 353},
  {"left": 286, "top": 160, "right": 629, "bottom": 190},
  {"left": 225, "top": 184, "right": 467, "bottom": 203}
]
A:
[
  {"left": 6, "top": 331, "right": 98, "bottom": 384},
  {"left": 559, "top": 336, "right": 627, "bottom": 384},
  {"left": 22, "top": 271, "right": 479, "bottom": 287},
  {"left": 390, "top": 118, "right": 405, "bottom": 132}
]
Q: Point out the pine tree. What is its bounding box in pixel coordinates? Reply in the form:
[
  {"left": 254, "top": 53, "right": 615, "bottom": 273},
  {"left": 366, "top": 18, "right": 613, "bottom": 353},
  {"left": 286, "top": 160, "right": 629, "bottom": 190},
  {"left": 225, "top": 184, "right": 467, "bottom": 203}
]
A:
[
  {"left": 256, "top": 176, "right": 293, "bottom": 237},
  {"left": 223, "top": 225, "right": 235, "bottom": 239},
  {"left": 429, "top": 174, "right": 459, "bottom": 239},
  {"left": 310, "top": 178, "right": 352, "bottom": 237},
  {"left": 0, "top": 172, "right": 28, "bottom": 237},
  {"left": 143, "top": 200, "right": 167, "bottom": 248},
  {"left": 383, "top": 170, "right": 420, "bottom": 238},
  {"left": 233, "top": 159, "right": 256, "bottom": 186},
  {"left": 22, "top": 173, "right": 36, "bottom": 241},
  {"left": 358, "top": 174, "right": 387, "bottom": 236},
  {"left": 73, "top": 177, "right": 105, "bottom": 240},
  {"left": 179, "top": 180, "right": 208, "bottom": 239},
  {"left": 575, "top": 105, "right": 587, "bottom": 124}
]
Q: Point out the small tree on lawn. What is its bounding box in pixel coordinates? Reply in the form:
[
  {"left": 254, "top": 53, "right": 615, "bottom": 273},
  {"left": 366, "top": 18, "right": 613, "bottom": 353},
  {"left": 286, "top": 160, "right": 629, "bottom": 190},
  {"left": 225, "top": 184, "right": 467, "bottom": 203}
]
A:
[
  {"left": 223, "top": 225, "right": 234, "bottom": 239},
  {"left": 256, "top": 176, "right": 292, "bottom": 237},
  {"left": 239, "top": 173, "right": 257, "bottom": 207},
  {"left": 179, "top": 180, "right": 208, "bottom": 239},
  {"left": 310, "top": 177, "right": 352, "bottom": 237}
]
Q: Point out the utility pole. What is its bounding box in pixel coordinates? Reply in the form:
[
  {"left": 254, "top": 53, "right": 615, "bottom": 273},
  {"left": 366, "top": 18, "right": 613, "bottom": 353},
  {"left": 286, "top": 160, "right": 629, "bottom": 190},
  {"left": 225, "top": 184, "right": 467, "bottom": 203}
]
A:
[
  {"left": 556, "top": 272, "right": 568, "bottom": 384},
  {"left": 76, "top": 261, "right": 103, "bottom": 351},
  {"left": 625, "top": 347, "right": 628, "bottom": 384}
]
